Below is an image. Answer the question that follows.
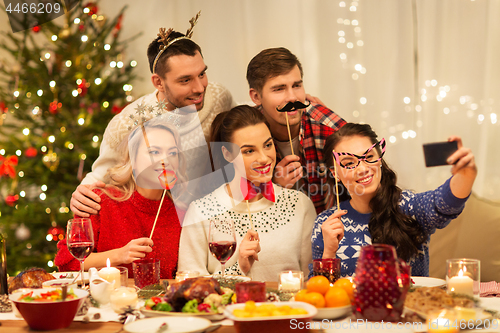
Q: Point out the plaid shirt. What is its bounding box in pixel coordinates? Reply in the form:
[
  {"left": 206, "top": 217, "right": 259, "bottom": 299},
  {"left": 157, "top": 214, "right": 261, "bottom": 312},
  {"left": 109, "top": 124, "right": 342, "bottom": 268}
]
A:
[{"left": 276, "top": 103, "right": 346, "bottom": 214}]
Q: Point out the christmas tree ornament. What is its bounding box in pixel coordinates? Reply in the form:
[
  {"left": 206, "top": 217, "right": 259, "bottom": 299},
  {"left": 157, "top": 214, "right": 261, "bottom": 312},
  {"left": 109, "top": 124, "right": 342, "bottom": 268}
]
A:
[
  {"left": 25, "top": 147, "right": 38, "bottom": 158},
  {"left": 47, "top": 226, "right": 65, "bottom": 242},
  {"left": 42, "top": 149, "right": 59, "bottom": 171},
  {"left": 84, "top": 2, "right": 98, "bottom": 16},
  {"left": 5, "top": 194, "right": 19, "bottom": 207},
  {"left": 0, "top": 155, "right": 18, "bottom": 179},
  {"left": 78, "top": 79, "right": 88, "bottom": 97},
  {"left": 59, "top": 27, "right": 71, "bottom": 39},
  {"left": 32, "top": 26, "right": 41, "bottom": 33},
  {"left": 15, "top": 223, "right": 30, "bottom": 240}
]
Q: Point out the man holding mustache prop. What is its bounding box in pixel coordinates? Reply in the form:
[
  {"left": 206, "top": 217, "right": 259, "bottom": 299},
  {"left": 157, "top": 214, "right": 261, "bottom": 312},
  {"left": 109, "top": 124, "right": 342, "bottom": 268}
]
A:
[{"left": 247, "top": 47, "right": 346, "bottom": 214}]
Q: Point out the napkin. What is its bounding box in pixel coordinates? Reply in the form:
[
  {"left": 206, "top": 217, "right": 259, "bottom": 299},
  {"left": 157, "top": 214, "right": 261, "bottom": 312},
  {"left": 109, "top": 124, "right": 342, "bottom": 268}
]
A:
[{"left": 480, "top": 281, "right": 500, "bottom": 297}]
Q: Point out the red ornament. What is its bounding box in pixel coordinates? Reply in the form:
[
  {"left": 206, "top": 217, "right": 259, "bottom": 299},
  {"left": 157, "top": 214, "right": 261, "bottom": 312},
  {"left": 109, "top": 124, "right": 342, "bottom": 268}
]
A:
[
  {"left": 25, "top": 147, "right": 38, "bottom": 158},
  {"left": 84, "top": 2, "right": 98, "bottom": 15},
  {"left": 0, "top": 101, "right": 7, "bottom": 113},
  {"left": 47, "top": 225, "right": 65, "bottom": 242},
  {"left": 32, "top": 25, "right": 41, "bottom": 33},
  {"left": 5, "top": 194, "right": 19, "bottom": 207},
  {"left": 0, "top": 155, "right": 18, "bottom": 179},
  {"left": 49, "top": 101, "right": 62, "bottom": 114},
  {"left": 78, "top": 79, "right": 88, "bottom": 97},
  {"left": 112, "top": 14, "right": 123, "bottom": 38},
  {"left": 112, "top": 104, "right": 126, "bottom": 114},
  {"left": 79, "top": 24, "right": 85, "bottom": 32}
]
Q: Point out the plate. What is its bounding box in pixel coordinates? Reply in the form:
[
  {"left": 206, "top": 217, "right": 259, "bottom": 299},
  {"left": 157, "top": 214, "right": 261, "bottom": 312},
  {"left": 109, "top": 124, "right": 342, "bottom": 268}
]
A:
[
  {"left": 411, "top": 276, "right": 446, "bottom": 288},
  {"left": 124, "top": 316, "right": 211, "bottom": 333},
  {"left": 52, "top": 272, "right": 89, "bottom": 284},
  {"left": 224, "top": 301, "right": 317, "bottom": 321},
  {"left": 140, "top": 307, "right": 225, "bottom": 321},
  {"left": 405, "top": 306, "right": 493, "bottom": 322},
  {"left": 313, "top": 305, "right": 352, "bottom": 320}
]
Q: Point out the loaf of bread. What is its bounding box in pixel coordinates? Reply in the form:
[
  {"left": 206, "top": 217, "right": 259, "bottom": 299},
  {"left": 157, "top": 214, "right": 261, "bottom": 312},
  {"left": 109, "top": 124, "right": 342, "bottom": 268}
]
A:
[{"left": 8, "top": 267, "right": 55, "bottom": 293}]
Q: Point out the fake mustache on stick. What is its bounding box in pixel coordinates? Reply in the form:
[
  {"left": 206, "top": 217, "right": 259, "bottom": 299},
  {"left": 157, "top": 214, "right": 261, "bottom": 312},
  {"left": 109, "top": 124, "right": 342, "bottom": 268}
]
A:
[{"left": 276, "top": 100, "right": 311, "bottom": 112}]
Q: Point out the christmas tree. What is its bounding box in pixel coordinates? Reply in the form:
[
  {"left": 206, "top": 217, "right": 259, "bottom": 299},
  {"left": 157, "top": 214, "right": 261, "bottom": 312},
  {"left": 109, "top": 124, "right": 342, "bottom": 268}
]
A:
[{"left": 0, "top": 1, "right": 140, "bottom": 275}]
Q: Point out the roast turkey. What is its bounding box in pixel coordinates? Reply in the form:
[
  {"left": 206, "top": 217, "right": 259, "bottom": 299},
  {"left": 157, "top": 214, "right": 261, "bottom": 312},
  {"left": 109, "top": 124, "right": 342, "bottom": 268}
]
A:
[
  {"left": 8, "top": 267, "right": 56, "bottom": 293},
  {"left": 165, "top": 277, "right": 223, "bottom": 311}
]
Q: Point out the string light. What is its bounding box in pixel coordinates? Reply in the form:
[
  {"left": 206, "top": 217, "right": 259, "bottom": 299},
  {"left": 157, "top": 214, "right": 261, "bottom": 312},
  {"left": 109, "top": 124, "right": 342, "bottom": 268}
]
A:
[
  {"left": 20, "top": 191, "right": 26, "bottom": 197},
  {"left": 41, "top": 185, "right": 47, "bottom": 191},
  {"left": 81, "top": 35, "right": 88, "bottom": 42},
  {"left": 13, "top": 91, "right": 19, "bottom": 97},
  {"left": 0, "top": 149, "right": 4, "bottom": 155},
  {"left": 104, "top": 44, "right": 111, "bottom": 51},
  {"left": 110, "top": 61, "right": 116, "bottom": 68},
  {"left": 48, "top": 135, "right": 55, "bottom": 143},
  {"left": 78, "top": 118, "right": 85, "bottom": 125},
  {"left": 16, "top": 150, "right": 21, "bottom": 156},
  {"left": 92, "top": 135, "right": 99, "bottom": 142},
  {"left": 102, "top": 101, "right": 109, "bottom": 108},
  {"left": 51, "top": 35, "right": 57, "bottom": 41},
  {"left": 74, "top": 18, "right": 80, "bottom": 24},
  {"left": 95, "top": 78, "right": 102, "bottom": 85},
  {"left": 65, "top": 60, "right": 72, "bottom": 67},
  {"left": 49, "top": 81, "right": 56, "bottom": 87},
  {"left": 19, "top": 171, "right": 24, "bottom": 177},
  {"left": 130, "top": 60, "right": 137, "bottom": 67},
  {"left": 22, "top": 128, "right": 30, "bottom": 135},
  {"left": 37, "top": 89, "right": 43, "bottom": 96},
  {"left": 117, "top": 61, "right": 123, "bottom": 68},
  {"left": 41, "top": 146, "right": 47, "bottom": 152},
  {"left": 40, "top": 193, "right": 47, "bottom": 200}
]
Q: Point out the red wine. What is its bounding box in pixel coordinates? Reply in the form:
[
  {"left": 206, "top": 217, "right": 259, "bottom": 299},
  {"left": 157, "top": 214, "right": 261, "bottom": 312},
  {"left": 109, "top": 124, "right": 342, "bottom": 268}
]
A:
[
  {"left": 209, "top": 241, "right": 236, "bottom": 263},
  {"left": 68, "top": 242, "right": 93, "bottom": 260}
]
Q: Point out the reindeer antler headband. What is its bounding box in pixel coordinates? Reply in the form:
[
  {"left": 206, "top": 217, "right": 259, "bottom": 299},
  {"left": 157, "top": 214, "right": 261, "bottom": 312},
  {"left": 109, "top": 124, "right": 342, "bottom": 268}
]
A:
[{"left": 152, "top": 10, "right": 201, "bottom": 74}]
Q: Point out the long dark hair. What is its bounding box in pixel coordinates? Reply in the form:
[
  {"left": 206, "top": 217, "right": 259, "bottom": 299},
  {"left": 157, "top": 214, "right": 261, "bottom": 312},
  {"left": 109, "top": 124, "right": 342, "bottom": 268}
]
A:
[
  {"left": 209, "top": 105, "right": 269, "bottom": 181},
  {"left": 323, "top": 123, "right": 427, "bottom": 261}
]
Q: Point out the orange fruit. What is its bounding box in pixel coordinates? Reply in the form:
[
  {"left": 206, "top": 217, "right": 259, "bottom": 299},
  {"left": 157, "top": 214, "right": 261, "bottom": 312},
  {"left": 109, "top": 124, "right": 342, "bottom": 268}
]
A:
[
  {"left": 294, "top": 289, "right": 308, "bottom": 302},
  {"left": 333, "top": 278, "right": 354, "bottom": 301},
  {"left": 324, "top": 286, "right": 351, "bottom": 308},
  {"left": 306, "top": 276, "right": 330, "bottom": 295},
  {"left": 304, "top": 292, "right": 325, "bottom": 308}
]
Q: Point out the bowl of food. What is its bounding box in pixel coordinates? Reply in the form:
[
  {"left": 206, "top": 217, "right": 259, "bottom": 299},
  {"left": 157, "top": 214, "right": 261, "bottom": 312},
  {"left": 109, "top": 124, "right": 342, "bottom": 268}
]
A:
[
  {"left": 224, "top": 301, "right": 317, "bottom": 333},
  {"left": 9, "top": 287, "right": 88, "bottom": 330}
]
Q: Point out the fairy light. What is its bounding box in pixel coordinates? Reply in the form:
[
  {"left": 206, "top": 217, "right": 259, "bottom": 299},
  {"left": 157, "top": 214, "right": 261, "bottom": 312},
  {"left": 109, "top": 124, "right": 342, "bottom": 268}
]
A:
[
  {"left": 350, "top": 5, "right": 357, "bottom": 11},
  {"left": 431, "top": 80, "right": 438, "bottom": 86},
  {"left": 389, "top": 136, "right": 397, "bottom": 143},
  {"left": 408, "top": 130, "right": 417, "bottom": 138},
  {"left": 103, "top": 101, "right": 109, "bottom": 108},
  {"left": 41, "top": 146, "right": 47, "bottom": 152},
  {"left": 45, "top": 208, "right": 51, "bottom": 214},
  {"left": 402, "top": 131, "right": 409, "bottom": 139},
  {"left": 48, "top": 135, "right": 55, "bottom": 143},
  {"left": 81, "top": 35, "right": 88, "bottom": 42},
  {"left": 68, "top": 143, "right": 74, "bottom": 149},
  {"left": 339, "top": 1, "right": 346, "bottom": 7},
  {"left": 83, "top": 7, "right": 90, "bottom": 13},
  {"left": 352, "top": 20, "right": 359, "bottom": 25},
  {"left": 347, "top": 42, "right": 353, "bottom": 48},
  {"left": 80, "top": 154, "right": 87, "bottom": 160},
  {"left": 352, "top": 73, "right": 359, "bottom": 80},
  {"left": 44, "top": 53, "right": 51, "bottom": 59},
  {"left": 51, "top": 35, "right": 57, "bottom": 41},
  {"left": 117, "top": 61, "right": 124, "bottom": 68},
  {"left": 19, "top": 171, "right": 24, "bottom": 177},
  {"left": 20, "top": 191, "right": 26, "bottom": 197},
  {"left": 130, "top": 60, "right": 137, "bottom": 67},
  {"left": 37, "top": 89, "right": 43, "bottom": 96},
  {"left": 15, "top": 150, "right": 21, "bottom": 156},
  {"left": 13, "top": 91, "right": 19, "bottom": 97},
  {"left": 338, "top": 37, "right": 345, "bottom": 43},
  {"left": 110, "top": 61, "right": 116, "bottom": 68},
  {"left": 47, "top": 261, "right": 54, "bottom": 267},
  {"left": 491, "top": 113, "right": 498, "bottom": 124},
  {"left": 66, "top": 60, "right": 72, "bottom": 67},
  {"left": 40, "top": 193, "right": 46, "bottom": 200},
  {"left": 0, "top": 149, "right": 5, "bottom": 155},
  {"left": 72, "top": 90, "right": 78, "bottom": 97},
  {"left": 95, "top": 78, "right": 102, "bottom": 85},
  {"left": 92, "top": 135, "right": 99, "bottom": 142},
  {"left": 126, "top": 96, "right": 133, "bottom": 102},
  {"left": 49, "top": 81, "right": 56, "bottom": 88},
  {"left": 74, "top": 18, "right": 80, "bottom": 24},
  {"left": 357, "top": 40, "right": 364, "bottom": 46},
  {"left": 355, "top": 64, "right": 362, "bottom": 71},
  {"left": 78, "top": 118, "right": 85, "bottom": 125},
  {"left": 104, "top": 44, "right": 111, "bottom": 51},
  {"left": 404, "top": 97, "right": 411, "bottom": 104}
]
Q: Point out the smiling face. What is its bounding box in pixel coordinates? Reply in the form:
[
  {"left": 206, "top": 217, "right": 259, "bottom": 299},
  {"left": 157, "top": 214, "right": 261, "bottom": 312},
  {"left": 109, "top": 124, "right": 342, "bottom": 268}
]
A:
[
  {"left": 333, "top": 135, "right": 382, "bottom": 200},
  {"left": 155, "top": 51, "right": 208, "bottom": 111},
  {"left": 133, "top": 128, "right": 179, "bottom": 189},
  {"left": 249, "top": 65, "right": 306, "bottom": 130},
  {"left": 226, "top": 123, "right": 276, "bottom": 186}
]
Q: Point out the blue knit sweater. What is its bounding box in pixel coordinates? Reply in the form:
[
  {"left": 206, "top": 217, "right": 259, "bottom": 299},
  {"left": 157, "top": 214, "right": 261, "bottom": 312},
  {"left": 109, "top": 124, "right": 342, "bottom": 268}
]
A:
[{"left": 310, "top": 178, "right": 469, "bottom": 278}]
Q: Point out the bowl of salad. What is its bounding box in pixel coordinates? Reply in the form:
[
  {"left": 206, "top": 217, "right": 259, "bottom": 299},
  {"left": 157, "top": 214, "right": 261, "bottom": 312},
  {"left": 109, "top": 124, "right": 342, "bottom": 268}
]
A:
[{"left": 9, "top": 287, "right": 88, "bottom": 330}]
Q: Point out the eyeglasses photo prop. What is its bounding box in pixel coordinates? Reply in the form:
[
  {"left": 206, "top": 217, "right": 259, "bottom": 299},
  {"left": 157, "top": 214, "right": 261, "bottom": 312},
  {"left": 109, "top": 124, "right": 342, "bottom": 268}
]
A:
[{"left": 333, "top": 138, "right": 386, "bottom": 170}]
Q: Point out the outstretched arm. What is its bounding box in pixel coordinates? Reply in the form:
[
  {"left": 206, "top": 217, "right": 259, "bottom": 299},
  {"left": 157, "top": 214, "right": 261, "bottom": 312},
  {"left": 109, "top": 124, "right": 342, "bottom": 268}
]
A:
[{"left": 447, "top": 136, "right": 477, "bottom": 199}]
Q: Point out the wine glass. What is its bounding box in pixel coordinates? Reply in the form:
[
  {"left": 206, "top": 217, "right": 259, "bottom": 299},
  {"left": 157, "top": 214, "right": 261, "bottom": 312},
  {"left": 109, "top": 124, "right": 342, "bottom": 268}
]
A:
[
  {"left": 66, "top": 218, "right": 94, "bottom": 288},
  {"left": 208, "top": 219, "right": 236, "bottom": 280}
]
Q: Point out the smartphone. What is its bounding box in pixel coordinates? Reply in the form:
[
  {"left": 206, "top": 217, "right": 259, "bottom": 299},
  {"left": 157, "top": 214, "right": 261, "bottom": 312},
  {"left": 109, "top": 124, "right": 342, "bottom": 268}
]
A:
[{"left": 422, "top": 141, "right": 458, "bottom": 167}]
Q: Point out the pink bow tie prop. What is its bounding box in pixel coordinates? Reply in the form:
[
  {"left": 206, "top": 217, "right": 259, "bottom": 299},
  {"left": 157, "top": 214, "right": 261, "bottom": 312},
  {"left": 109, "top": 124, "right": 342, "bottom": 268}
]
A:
[
  {"left": 240, "top": 177, "right": 275, "bottom": 203},
  {"left": 158, "top": 168, "right": 177, "bottom": 190}
]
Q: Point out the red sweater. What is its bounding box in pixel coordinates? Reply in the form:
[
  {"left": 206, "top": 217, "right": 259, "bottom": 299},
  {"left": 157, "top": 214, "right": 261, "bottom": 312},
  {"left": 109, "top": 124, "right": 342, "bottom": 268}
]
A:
[{"left": 55, "top": 189, "right": 184, "bottom": 279}]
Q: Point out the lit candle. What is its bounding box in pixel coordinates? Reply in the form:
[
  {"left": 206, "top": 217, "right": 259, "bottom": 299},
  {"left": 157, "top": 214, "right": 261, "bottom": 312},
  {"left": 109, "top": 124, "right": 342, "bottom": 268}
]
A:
[
  {"left": 98, "top": 258, "right": 120, "bottom": 289},
  {"left": 109, "top": 287, "right": 138, "bottom": 313},
  {"left": 447, "top": 268, "right": 473, "bottom": 296},
  {"left": 280, "top": 271, "right": 302, "bottom": 291}
]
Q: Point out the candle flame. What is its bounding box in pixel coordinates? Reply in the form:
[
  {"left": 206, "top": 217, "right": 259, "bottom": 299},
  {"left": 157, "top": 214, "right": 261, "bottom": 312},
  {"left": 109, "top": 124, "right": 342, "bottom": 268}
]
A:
[
  {"left": 287, "top": 271, "right": 293, "bottom": 278},
  {"left": 106, "top": 258, "right": 111, "bottom": 268},
  {"left": 458, "top": 268, "right": 464, "bottom": 277}
]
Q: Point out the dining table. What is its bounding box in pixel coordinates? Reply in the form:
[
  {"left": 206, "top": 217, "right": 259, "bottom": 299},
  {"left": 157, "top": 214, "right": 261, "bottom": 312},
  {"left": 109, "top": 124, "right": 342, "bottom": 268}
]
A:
[{"left": 2, "top": 278, "right": 500, "bottom": 333}]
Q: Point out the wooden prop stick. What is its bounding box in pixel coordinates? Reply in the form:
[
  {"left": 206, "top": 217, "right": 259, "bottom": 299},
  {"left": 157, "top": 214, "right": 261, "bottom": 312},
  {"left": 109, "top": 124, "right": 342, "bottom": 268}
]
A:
[
  {"left": 149, "top": 159, "right": 167, "bottom": 239},
  {"left": 284, "top": 112, "right": 295, "bottom": 156},
  {"left": 332, "top": 150, "right": 341, "bottom": 210},
  {"left": 245, "top": 200, "right": 254, "bottom": 231}
]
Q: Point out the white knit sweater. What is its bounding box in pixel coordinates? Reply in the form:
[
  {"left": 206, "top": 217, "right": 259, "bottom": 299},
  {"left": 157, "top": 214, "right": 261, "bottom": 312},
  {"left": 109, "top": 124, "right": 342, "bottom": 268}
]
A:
[
  {"left": 81, "top": 82, "right": 235, "bottom": 185},
  {"left": 178, "top": 183, "right": 317, "bottom": 282}
]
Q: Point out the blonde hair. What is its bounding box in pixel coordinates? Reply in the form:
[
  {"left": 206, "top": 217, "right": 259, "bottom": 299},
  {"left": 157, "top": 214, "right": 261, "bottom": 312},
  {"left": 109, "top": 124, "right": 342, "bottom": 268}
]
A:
[{"left": 96, "top": 122, "right": 188, "bottom": 202}]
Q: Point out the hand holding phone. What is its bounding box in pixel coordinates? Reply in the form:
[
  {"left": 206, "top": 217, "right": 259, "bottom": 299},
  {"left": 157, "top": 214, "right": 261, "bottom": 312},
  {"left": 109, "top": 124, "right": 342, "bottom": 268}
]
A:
[{"left": 423, "top": 141, "right": 458, "bottom": 167}]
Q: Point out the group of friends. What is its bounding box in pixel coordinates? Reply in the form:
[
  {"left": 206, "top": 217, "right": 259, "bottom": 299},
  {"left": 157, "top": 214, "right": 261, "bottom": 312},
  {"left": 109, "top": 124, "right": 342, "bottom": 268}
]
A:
[{"left": 54, "top": 16, "right": 477, "bottom": 282}]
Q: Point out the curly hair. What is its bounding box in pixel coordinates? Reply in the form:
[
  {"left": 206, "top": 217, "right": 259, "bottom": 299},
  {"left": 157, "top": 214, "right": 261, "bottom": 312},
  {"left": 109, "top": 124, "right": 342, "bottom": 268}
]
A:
[{"left": 323, "top": 123, "right": 427, "bottom": 261}]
